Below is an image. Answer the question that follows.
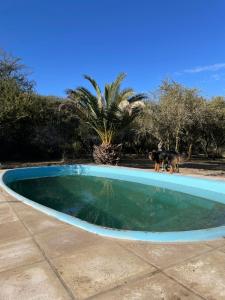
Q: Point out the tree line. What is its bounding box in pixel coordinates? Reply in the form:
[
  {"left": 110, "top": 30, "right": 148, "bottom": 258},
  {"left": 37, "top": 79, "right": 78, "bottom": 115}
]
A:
[{"left": 0, "top": 51, "right": 224, "bottom": 163}]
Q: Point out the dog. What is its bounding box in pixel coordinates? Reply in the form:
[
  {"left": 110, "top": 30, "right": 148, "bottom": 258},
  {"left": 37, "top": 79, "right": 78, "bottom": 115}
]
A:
[{"left": 149, "top": 150, "right": 185, "bottom": 173}]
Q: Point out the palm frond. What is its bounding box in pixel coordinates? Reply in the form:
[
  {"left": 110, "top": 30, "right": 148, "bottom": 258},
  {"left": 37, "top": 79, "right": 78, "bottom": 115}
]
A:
[
  {"left": 108, "top": 73, "right": 126, "bottom": 105},
  {"left": 119, "top": 88, "right": 134, "bottom": 101},
  {"left": 84, "top": 75, "right": 103, "bottom": 109},
  {"left": 84, "top": 75, "right": 101, "bottom": 98},
  {"left": 128, "top": 93, "right": 147, "bottom": 103},
  {"left": 65, "top": 73, "right": 144, "bottom": 144}
]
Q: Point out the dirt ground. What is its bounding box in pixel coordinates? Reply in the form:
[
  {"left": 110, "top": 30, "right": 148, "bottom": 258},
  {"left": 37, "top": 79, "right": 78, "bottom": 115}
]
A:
[
  {"left": 1, "top": 157, "right": 225, "bottom": 179},
  {"left": 121, "top": 157, "right": 225, "bottom": 178}
]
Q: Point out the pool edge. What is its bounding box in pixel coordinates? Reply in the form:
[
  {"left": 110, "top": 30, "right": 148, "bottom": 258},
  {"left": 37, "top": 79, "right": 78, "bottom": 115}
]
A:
[{"left": 1, "top": 165, "right": 225, "bottom": 243}]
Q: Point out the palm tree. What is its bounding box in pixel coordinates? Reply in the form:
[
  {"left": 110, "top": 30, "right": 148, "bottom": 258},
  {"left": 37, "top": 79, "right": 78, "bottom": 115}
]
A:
[{"left": 66, "top": 73, "right": 146, "bottom": 164}]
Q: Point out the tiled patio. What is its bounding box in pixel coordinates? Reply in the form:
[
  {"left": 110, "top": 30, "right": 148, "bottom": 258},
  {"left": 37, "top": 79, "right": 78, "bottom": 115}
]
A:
[{"left": 0, "top": 186, "right": 225, "bottom": 299}]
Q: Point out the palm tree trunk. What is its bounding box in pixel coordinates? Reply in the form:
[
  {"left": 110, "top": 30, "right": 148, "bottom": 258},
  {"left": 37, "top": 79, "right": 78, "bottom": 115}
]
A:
[{"left": 93, "top": 143, "right": 122, "bottom": 165}]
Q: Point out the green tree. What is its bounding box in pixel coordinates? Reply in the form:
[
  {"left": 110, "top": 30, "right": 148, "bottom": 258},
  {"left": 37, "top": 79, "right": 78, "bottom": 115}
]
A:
[
  {"left": 0, "top": 50, "right": 34, "bottom": 128},
  {"left": 151, "top": 80, "right": 203, "bottom": 156},
  {"left": 66, "top": 73, "right": 146, "bottom": 164},
  {"left": 0, "top": 51, "right": 81, "bottom": 160},
  {"left": 205, "top": 97, "right": 225, "bottom": 157},
  {"left": 0, "top": 51, "right": 35, "bottom": 159}
]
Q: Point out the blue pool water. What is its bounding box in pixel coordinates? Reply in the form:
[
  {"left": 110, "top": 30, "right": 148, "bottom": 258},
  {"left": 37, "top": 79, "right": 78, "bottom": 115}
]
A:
[{"left": 8, "top": 174, "right": 225, "bottom": 232}]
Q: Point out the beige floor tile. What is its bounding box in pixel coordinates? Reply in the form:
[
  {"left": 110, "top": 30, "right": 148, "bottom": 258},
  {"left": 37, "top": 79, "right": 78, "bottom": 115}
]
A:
[
  {"left": 92, "top": 272, "right": 202, "bottom": 300},
  {"left": 0, "top": 238, "right": 44, "bottom": 273},
  {"left": 119, "top": 240, "right": 211, "bottom": 269},
  {"left": 166, "top": 250, "right": 225, "bottom": 299},
  {"left": 205, "top": 238, "right": 225, "bottom": 248},
  {"left": 0, "top": 220, "right": 29, "bottom": 245},
  {"left": 0, "top": 191, "right": 5, "bottom": 202},
  {"left": 0, "top": 203, "right": 18, "bottom": 224},
  {"left": 0, "top": 190, "right": 15, "bottom": 202},
  {"left": 52, "top": 241, "right": 155, "bottom": 299},
  {"left": 218, "top": 245, "right": 225, "bottom": 253},
  {"left": 10, "top": 202, "right": 37, "bottom": 216},
  {"left": 0, "top": 261, "right": 71, "bottom": 300},
  {"left": 10, "top": 202, "right": 66, "bottom": 235},
  {"left": 35, "top": 226, "right": 101, "bottom": 258}
]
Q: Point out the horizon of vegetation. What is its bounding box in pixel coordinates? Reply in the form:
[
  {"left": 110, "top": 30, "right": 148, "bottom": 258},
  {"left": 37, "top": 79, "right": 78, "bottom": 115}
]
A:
[{"left": 1, "top": 50, "right": 225, "bottom": 164}]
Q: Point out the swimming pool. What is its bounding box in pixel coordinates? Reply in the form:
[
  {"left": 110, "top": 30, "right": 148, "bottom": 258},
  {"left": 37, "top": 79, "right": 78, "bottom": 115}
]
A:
[{"left": 1, "top": 165, "right": 225, "bottom": 242}]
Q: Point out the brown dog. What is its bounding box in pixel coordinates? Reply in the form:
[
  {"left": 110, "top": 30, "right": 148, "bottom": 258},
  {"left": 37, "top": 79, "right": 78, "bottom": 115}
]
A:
[{"left": 149, "top": 150, "right": 186, "bottom": 173}]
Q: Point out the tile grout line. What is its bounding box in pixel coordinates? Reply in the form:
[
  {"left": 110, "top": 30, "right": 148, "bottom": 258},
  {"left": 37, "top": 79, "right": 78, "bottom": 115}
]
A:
[
  {"left": 4, "top": 191, "right": 225, "bottom": 300},
  {"left": 160, "top": 248, "right": 225, "bottom": 300},
  {"left": 205, "top": 240, "right": 225, "bottom": 250},
  {"left": 119, "top": 242, "right": 208, "bottom": 300},
  {"left": 67, "top": 239, "right": 223, "bottom": 300},
  {"left": 0, "top": 258, "right": 45, "bottom": 277},
  {"left": 162, "top": 247, "right": 223, "bottom": 272},
  {"left": 0, "top": 200, "right": 21, "bottom": 205},
  {"left": 33, "top": 237, "right": 157, "bottom": 300},
  {"left": 117, "top": 242, "right": 218, "bottom": 300},
  {"left": 32, "top": 235, "right": 104, "bottom": 262},
  {"left": 116, "top": 241, "right": 160, "bottom": 270},
  {"left": 0, "top": 236, "right": 31, "bottom": 247},
  {"left": 32, "top": 237, "right": 77, "bottom": 300},
  {"left": 217, "top": 246, "right": 225, "bottom": 253},
  {"left": 8, "top": 198, "right": 76, "bottom": 300},
  {"left": 160, "top": 270, "right": 207, "bottom": 300},
  {"left": 118, "top": 241, "right": 218, "bottom": 272},
  {"left": 86, "top": 264, "right": 206, "bottom": 300},
  {"left": 85, "top": 269, "right": 161, "bottom": 300}
]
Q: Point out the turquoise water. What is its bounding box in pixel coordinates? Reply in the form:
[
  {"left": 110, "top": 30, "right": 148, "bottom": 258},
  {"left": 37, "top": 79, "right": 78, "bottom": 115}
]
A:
[{"left": 9, "top": 174, "right": 225, "bottom": 232}]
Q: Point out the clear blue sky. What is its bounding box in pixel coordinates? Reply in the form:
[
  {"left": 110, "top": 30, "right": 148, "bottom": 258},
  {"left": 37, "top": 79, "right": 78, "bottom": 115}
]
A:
[{"left": 1, "top": 0, "right": 225, "bottom": 98}]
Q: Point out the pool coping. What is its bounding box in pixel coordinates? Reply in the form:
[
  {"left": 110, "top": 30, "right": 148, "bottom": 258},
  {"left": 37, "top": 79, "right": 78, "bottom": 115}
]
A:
[{"left": 1, "top": 164, "right": 225, "bottom": 243}]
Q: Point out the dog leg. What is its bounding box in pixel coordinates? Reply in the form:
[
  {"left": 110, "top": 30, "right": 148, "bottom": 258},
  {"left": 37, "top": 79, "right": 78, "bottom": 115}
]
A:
[
  {"left": 158, "top": 163, "right": 161, "bottom": 172},
  {"left": 155, "top": 163, "right": 160, "bottom": 172},
  {"left": 170, "top": 165, "right": 174, "bottom": 174}
]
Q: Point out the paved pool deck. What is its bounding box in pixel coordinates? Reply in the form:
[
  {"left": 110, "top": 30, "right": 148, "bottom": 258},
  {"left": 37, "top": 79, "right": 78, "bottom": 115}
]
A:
[{"left": 0, "top": 171, "right": 225, "bottom": 299}]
